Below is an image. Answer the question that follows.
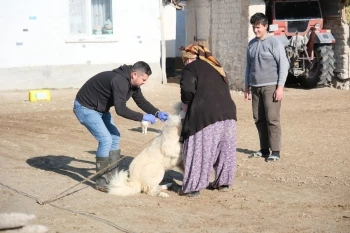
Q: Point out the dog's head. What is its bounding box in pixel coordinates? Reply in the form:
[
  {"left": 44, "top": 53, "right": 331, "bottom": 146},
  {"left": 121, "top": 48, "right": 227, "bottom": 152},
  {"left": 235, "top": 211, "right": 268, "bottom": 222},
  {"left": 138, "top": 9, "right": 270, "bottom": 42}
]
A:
[
  {"left": 162, "top": 114, "right": 182, "bottom": 136},
  {"left": 164, "top": 114, "right": 181, "bottom": 127},
  {"left": 172, "top": 102, "right": 182, "bottom": 113},
  {"left": 159, "top": 102, "right": 186, "bottom": 137},
  {"left": 159, "top": 114, "right": 183, "bottom": 158}
]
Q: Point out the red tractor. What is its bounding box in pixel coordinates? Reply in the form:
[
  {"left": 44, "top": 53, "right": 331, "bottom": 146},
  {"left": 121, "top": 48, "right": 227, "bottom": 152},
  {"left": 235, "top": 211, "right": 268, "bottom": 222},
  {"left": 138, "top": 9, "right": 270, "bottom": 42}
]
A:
[{"left": 266, "top": 0, "right": 336, "bottom": 88}]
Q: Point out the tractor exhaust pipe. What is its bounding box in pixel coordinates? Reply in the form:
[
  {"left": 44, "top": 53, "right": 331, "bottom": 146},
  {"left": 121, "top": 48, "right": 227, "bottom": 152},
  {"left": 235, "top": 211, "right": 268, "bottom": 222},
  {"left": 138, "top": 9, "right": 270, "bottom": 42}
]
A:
[{"left": 307, "top": 27, "right": 316, "bottom": 60}]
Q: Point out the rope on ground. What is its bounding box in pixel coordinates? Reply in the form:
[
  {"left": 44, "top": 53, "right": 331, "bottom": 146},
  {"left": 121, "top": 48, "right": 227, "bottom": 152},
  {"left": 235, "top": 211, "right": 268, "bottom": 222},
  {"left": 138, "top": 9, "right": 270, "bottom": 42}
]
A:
[
  {"left": 37, "top": 138, "right": 159, "bottom": 203},
  {"left": 48, "top": 203, "right": 135, "bottom": 233},
  {"left": 1, "top": 138, "right": 159, "bottom": 232},
  {"left": 0, "top": 181, "right": 134, "bottom": 233},
  {"left": 40, "top": 157, "right": 125, "bottom": 205},
  {"left": 0, "top": 181, "right": 41, "bottom": 203},
  {"left": 37, "top": 135, "right": 158, "bottom": 205}
]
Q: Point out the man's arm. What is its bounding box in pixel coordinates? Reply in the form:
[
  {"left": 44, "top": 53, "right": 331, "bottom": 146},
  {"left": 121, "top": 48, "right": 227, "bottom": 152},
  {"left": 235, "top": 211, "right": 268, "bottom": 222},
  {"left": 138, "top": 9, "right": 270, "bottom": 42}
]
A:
[
  {"left": 132, "top": 89, "right": 159, "bottom": 115},
  {"left": 244, "top": 48, "right": 251, "bottom": 101},
  {"left": 274, "top": 85, "right": 284, "bottom": 102},
  {"left": 273, "top": 40, "right": 289, "bottom": 87},
  {"left": 272, "top": 40, "right": 289, "bottom": 101},
  {"left": 112, "top": 78, "right": 144, "bottom": 121}
]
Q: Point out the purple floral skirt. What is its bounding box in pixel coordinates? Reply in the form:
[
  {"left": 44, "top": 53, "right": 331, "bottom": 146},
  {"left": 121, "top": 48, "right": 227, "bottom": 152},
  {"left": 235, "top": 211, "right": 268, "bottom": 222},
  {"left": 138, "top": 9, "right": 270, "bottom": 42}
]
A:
[{"left": 182, "top": 119, "right": 237, "bottom": 193}]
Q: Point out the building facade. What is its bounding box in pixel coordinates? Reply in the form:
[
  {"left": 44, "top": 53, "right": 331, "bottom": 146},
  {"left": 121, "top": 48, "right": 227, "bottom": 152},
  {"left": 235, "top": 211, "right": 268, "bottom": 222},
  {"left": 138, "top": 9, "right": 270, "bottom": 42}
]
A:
[
  {"left": 185, "top": 0, "right": 349, "bottom": 90},
  {"left": 185, "top": 0, "right": 249, "bottom": 89},
  {"left": 0, "top": 0, "right": 164, "bottom": 90}
]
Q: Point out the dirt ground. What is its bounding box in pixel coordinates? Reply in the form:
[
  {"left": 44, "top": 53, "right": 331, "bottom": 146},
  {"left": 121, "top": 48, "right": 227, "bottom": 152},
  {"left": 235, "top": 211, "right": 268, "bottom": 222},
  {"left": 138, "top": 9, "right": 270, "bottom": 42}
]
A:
[{"left": 0, "top": 79, "right": 349, "bottom": 233}]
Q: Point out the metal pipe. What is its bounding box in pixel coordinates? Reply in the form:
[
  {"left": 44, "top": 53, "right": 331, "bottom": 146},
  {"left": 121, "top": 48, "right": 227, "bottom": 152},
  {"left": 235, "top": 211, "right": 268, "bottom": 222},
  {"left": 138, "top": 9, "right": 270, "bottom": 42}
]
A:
[{"left": 307, "top": 27, "right": 316, "bottom": 60}]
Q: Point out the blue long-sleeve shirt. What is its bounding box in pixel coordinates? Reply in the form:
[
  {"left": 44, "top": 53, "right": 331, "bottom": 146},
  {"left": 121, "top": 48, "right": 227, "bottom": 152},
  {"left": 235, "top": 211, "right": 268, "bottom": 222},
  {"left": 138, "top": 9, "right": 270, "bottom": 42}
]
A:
[{"left": 245, "top": 34, "right": 289, "bottom": 90}]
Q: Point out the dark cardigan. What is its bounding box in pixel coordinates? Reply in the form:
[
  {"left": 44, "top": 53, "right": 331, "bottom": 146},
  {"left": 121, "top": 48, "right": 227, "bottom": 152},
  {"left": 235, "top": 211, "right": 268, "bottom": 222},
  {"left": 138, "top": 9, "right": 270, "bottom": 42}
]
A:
[{"left": 180, "top": 59, "right": 237, "bottom": 142}]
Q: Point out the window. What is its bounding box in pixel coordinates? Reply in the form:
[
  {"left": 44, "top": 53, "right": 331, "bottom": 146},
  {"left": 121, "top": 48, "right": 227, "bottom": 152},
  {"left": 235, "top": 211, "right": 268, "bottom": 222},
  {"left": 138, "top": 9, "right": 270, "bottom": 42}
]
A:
[
  {"left": 69, "top": 0, "right": 114, "bottom": 37},
  {"left": 274, "top": 1, "right": 322, "bottom": 20}
]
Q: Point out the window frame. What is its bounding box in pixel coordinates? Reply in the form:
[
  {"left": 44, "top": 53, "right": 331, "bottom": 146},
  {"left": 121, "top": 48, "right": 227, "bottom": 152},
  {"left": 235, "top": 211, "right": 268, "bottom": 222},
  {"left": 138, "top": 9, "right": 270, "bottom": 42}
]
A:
[{"left": 66, "top": 0, "right": 118, "bottom": 43}]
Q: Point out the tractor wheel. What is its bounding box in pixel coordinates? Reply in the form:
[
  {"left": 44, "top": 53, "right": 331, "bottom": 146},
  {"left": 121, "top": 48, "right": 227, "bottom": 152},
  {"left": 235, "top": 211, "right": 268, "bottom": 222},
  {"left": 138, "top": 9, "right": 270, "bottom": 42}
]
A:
[{"left": 298, "top": 45, "right": 335, "bottom": 88}]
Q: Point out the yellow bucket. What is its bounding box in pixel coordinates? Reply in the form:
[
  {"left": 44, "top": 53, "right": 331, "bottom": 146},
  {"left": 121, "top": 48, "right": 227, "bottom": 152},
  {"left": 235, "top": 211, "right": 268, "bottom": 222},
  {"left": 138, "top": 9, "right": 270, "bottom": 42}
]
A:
[{"left": 29, "top": 89, "right": 51, "bottom": 102}]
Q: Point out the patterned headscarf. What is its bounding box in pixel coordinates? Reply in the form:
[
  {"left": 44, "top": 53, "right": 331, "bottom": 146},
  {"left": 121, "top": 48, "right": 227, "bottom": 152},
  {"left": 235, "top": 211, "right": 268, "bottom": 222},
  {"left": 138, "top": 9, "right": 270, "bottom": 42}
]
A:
[{"left": 180, "top": 44, "right": 227, "bottom": 83}]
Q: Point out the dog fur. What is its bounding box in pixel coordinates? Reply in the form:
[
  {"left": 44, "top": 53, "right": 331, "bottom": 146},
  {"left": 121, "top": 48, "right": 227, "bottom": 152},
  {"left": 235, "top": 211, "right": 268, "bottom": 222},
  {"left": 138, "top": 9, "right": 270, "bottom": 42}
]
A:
[{"left": 108, "top": 105, "right": 185, "bottom": 197}]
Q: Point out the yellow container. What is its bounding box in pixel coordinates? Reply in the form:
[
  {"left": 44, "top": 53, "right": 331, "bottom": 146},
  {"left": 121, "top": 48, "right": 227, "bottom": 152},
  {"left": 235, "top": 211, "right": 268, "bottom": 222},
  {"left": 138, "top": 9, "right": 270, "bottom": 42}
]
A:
[{"left": 29, "top": 89, "right": 51, "bottom": 102}]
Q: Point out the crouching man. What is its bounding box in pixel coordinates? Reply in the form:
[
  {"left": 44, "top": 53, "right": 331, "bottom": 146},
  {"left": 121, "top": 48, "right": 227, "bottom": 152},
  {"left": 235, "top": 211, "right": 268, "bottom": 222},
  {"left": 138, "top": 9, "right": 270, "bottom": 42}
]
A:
[{"left": 73, "top": 61, "right": 169, "bottom": 192}]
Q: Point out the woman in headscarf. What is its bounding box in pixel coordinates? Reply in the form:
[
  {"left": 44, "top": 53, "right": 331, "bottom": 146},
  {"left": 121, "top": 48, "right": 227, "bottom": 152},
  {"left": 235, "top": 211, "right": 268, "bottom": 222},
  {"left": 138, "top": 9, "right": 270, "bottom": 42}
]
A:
[{"left": 179, "top": 44, "right": 237, "bottom": 197}]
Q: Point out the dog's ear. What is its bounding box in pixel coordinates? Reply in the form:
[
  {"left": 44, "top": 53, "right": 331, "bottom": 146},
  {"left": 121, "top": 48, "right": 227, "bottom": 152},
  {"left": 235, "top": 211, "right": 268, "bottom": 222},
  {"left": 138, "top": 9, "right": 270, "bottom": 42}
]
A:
[
  {"left": 179, "top": 110, "right": 186, "bottom": 119},
  {"left": 173, "top": 102, "right": 182, "bottom": 114}
]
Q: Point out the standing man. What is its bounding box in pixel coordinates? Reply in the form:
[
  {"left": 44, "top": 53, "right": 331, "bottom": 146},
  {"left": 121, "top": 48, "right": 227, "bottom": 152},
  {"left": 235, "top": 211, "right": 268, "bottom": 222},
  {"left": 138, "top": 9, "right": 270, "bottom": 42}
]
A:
[
  {"left": 73, "top": 61, "right": 169, "bottom": 192},
  {"left": 244, "top": 13, "right": 289, "bottom": 162}
]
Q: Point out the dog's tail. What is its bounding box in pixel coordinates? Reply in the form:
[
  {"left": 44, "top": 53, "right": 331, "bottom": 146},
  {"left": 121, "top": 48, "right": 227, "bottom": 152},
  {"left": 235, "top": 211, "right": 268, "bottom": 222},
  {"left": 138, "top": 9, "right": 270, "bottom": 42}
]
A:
[{"left": 108, "top": 170, "right": 142, "bottom": 196}]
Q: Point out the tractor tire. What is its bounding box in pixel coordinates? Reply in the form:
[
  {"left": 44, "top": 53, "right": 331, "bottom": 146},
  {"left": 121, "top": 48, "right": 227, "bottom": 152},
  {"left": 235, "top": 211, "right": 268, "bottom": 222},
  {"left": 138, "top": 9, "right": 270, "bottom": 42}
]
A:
[{"left": 298, "top": 45, "right": 335, "bottom": 88}]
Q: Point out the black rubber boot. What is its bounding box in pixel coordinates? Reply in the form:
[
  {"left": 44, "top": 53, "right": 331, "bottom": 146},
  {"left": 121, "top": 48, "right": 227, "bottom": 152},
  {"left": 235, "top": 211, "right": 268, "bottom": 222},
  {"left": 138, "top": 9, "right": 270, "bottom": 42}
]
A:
[
  {"left": 109, "top": 149, "right": 121, "bottom": 172},
  {"left": 95, "top": 157, "right": 111, "bottom": 192}
]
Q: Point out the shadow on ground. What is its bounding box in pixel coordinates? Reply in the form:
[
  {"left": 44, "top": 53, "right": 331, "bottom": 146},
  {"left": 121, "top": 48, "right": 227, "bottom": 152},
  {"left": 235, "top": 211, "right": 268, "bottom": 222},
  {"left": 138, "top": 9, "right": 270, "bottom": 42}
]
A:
[
  {"left": 237, "top": 148, "right": 256, "bottom": 155},
  {"left": 26, "top": 154, "right": 134, "bottom": 188},
  {"left": 26, "top": 154, "right": 182, "bottom": 191},
  {"left": 162, "top": 170, "right": 184, "bottom": 193},
  {"left": 27, "top": 155, "right": 96, "bottom": 187},
  {"left": 128, "top": 127, "right": 162, "bottom": 134}
]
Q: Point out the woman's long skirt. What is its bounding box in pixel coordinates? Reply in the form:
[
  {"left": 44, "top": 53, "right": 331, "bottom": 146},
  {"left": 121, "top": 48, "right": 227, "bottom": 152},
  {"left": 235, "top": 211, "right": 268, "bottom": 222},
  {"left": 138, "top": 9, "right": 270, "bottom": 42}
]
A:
[{"left": 182, "top": 119, "right": 237, "bottom": 193}]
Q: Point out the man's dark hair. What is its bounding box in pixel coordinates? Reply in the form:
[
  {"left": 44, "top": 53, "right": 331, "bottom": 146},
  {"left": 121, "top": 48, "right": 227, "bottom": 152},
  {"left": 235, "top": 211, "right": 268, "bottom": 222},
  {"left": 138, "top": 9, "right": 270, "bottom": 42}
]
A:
[
  {"left": 131, "top": 61, "right": 152, "bottom": 76},
  {"left": 250, "top": 13, "right": 268, "bottom": 26}
]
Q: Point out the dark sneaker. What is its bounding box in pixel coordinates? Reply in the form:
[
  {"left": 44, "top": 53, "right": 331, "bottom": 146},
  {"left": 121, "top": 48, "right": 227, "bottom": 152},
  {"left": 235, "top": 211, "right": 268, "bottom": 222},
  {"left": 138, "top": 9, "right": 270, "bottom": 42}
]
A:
[
  {"left": 249, "top": 150, "right": 270, "bottom": 158},
  {"left": 179, "top": 190, "right": 200, "bottom": 198},
  {"left": 207, "top": 183, "right": 230, "bottom": 192},
  {"left": 218, "top": 185, "right": 230, "bottom": 192},
  {"left": 265, "top": 155, "right": 280, "bottom": 162}
]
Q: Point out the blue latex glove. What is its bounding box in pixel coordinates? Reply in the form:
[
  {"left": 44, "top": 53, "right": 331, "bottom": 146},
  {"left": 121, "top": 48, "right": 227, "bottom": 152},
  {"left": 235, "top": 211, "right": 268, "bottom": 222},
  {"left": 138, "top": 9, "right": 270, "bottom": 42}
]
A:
[
  {"left": 157, "top": 111, "right": 169, "bottom": 122},
  {"left": 142, "top": 114, "right": 156, "bottom": 124}
]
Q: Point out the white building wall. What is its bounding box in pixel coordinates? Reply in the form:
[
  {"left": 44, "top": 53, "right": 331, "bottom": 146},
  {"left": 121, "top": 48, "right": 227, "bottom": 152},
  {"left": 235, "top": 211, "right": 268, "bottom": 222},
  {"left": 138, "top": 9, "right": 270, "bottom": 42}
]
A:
[
  {"left": 176, "top": 8, "right": 186, "bottom": 57},
  {"left": 0, "top": 0, "right": 162, "bottom": 90},
  {"left": 163, "top": 5, "right": 176, "bottom": 58},
  {"left": 186, "top": 0, "right": 249, "bottom": 90},
  {"left": 163, "top": 3, "right": 186, "bottom": 59}
]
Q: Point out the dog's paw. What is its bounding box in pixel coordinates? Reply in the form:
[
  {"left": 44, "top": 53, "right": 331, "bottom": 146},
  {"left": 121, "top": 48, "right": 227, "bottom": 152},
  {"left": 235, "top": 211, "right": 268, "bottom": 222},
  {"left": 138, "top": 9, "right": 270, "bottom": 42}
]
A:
[{"left": 158, "top": 192, "right": 169, "bottom": 198}]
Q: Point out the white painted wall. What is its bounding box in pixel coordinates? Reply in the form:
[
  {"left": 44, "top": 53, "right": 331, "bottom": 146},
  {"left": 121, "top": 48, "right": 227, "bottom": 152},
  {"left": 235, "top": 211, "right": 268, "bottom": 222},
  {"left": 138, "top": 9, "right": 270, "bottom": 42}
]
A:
[
  {"left": 163, "top": 4, "right": 176, "bottom": 58},
  {"left": 176, "top": 8, "right": 186, "bottom": 57},
  {"left": 0, "top": 0, "right": 162, "bottom": 90},
  {"left": 248, "top": 0, "right": 266, "bottom": 41}
]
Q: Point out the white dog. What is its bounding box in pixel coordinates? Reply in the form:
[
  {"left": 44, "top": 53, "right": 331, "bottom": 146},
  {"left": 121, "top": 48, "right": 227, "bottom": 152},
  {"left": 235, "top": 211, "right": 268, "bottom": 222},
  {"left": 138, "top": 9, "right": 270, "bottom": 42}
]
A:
[{"left": 108, "top": 105, "right": 186, "bottom": 197}]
